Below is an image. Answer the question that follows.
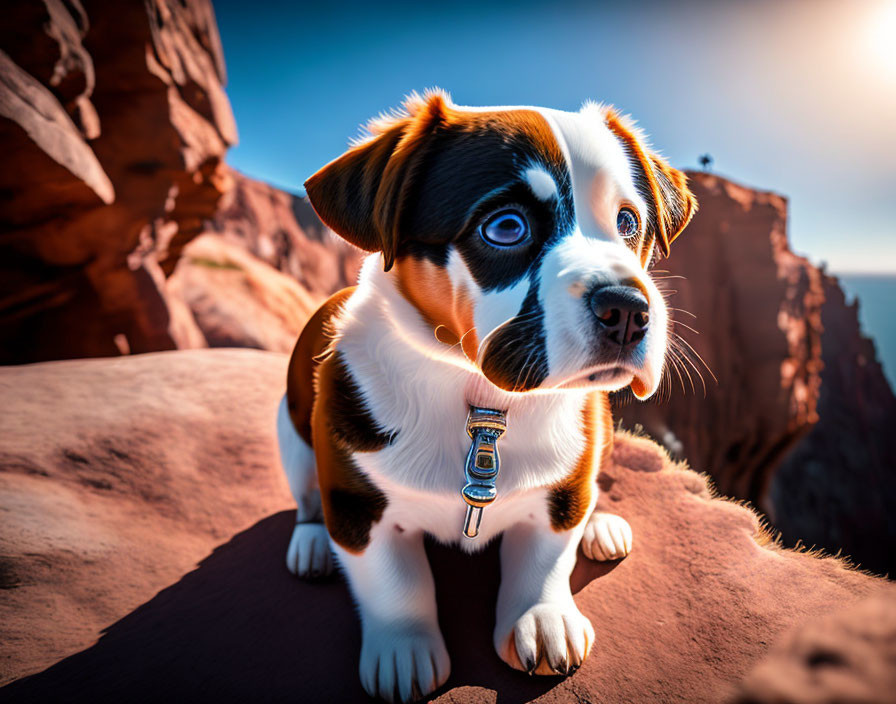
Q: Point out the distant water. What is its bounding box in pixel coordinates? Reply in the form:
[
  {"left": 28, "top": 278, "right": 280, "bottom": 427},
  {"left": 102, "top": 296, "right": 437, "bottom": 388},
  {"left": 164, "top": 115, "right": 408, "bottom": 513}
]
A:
[{"left": 837, "top": 274, "right": 896, "bottom": 391}]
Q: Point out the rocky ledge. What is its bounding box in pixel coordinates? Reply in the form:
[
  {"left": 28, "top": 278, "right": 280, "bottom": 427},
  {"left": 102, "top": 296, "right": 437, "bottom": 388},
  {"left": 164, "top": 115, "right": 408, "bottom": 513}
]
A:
[{"left": 0, "top": 350, "right": 891, "bottom": 702}]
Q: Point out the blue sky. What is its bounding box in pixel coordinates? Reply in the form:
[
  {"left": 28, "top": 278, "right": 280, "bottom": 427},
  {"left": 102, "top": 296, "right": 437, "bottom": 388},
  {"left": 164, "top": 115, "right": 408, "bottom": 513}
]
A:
[{"left": 212, "top": 0, "right": 896, "bottom": 273}]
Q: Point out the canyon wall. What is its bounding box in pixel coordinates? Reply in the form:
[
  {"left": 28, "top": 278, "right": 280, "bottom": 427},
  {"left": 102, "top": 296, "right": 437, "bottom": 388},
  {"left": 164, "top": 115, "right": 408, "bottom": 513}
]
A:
[
  {"left": 769, "top": 273, "right": 896, "bottom": 576},
  {"left": 0, "top": 0, "right": 235, "bottom": 362},
  {"left": 164, "top": 168, "right": 363, "bottom": 352}
]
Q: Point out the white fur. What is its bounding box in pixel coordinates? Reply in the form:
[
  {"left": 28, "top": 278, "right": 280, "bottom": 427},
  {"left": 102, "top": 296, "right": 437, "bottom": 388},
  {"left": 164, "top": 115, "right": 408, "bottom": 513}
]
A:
[
  {"left": 537, "top": 229, "right": 668, "bottom": 396},
  {"left": 531, "top": 105, "right": 666, "bottom": 398},
  {"left": 539, "top": 104, "right": 648, "bottom": 241},
  {"left": 495, "top": 516, "right": 595, "bottom": 673},
  {"left": 278, "top": 395, "right": 334, "bottom": 577},
  {"left": 277, "top": 395, "right": 319, "bottom": 521},
  {"left": 523, "top": 165, "right": 558, "bottom": 201},
  {"left": 340, "top": 261, "right": 591, "bottom": 504},
  {"left": 582, "top": 512, "right": 633, "bottom": 561}
]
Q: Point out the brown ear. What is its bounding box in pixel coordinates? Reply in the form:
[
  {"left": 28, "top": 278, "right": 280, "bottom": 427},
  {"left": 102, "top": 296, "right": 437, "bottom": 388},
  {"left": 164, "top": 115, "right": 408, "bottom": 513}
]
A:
[
  {"left": 304, "top": 91, "right": 449, "bottom": 271},
  {"left": 605, "top": 109, "right": 697, "bottom": 258},
  {"left": 647, "top": 154, "right": 698, "bottom": 256}
]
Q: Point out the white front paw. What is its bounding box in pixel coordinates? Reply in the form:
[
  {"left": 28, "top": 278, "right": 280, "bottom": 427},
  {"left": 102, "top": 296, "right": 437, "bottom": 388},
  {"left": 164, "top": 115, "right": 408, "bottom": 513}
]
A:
[
  {"left": 496, "top": 602, "right": 594, "bottom": 676},
  {"left": 359, "top": 623, "right": 450, "bottom": 703},
  {"left": 285, "top": 522, "right": 334, "bottom": 578},
  {"left": 581, "top": 511, "right": 632, "bottom": 561}
]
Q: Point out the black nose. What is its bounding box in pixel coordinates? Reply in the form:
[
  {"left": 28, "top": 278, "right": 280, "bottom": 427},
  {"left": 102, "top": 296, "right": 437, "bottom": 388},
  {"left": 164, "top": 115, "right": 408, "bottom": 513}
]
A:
[{"left": 588, "top": 285, "right": 650, "bottom": 346}]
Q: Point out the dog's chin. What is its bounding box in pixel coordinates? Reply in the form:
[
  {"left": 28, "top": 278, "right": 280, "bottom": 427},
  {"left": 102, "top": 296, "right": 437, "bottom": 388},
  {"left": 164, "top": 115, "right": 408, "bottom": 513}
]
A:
[
  {"left": 552, "top": 365, "right": 655, "bottom": 397},
  {"left": 553, "top": 366, "right": 633, "bottom": 391},
  {"left": 474, "top": 361, "right": 656, "bottom": 400}
]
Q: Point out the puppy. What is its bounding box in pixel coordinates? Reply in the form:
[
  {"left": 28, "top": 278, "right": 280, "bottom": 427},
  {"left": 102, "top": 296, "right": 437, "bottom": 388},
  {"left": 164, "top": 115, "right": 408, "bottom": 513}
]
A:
[{"left": 277, "top": 90, "right": 696, "bottom": 702}]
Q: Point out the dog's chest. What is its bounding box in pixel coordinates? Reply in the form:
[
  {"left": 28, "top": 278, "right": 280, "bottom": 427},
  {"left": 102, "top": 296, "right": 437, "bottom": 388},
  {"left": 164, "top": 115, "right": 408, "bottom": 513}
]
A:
[{"left": 342, "top": 336, "right": 590, "bottom": 498}]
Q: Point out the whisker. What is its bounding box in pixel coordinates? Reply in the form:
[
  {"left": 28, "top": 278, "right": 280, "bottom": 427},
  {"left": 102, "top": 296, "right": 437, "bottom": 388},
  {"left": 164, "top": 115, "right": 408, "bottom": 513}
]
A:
[
  {"left": 669, "top": 336, "right": 708, "bottom": 397},
  {"left": 667, "top": 307, "right": 697, "bottom": 319},
  {"left": 514, "top": 343, "right": 541, "bottom": 391},
  {"left": 672, "top": 332, "right": 717, "bottom": 385},
  {"left": 671, "top": 345, "right": 696, "bottom": 394},
  {"left": 665, "top": 348, "right": 688, "bottom": 395},
  {"left": 670, "top": 319, "right": 701, "bottom": 336}
]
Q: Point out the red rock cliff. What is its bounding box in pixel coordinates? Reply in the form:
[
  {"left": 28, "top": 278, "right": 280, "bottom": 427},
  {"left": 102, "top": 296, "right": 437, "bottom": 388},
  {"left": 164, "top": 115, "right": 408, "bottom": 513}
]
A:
[
  {"left": 0, "top": 0, "right": 236, "bottom": 362},
  {"left": 769, "top": 272, "right": 896, "bottom": 577},
  {"left": 164, "top": 168, "right": 364, "bottom": 352}
]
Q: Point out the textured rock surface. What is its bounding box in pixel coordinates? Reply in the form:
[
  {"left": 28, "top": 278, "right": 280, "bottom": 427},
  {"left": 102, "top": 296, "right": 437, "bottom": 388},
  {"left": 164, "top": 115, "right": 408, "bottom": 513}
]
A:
[
  {"left": 168, "top": 232, "right": 319, "bottom": 352},
  {"left": 616, "top": 172, "right": 896, "bottom": 576},
  {"left": 0, "top": 350, "right": 289, "bottom": 685},
  {"left": 0, "top": 0, "right": 236, "bottom": 363},
  {"left": 769, "top": 274, "right": 896, "bottom": 577},
  {"left": 733, "top": 590, "right": 896, "bottom": 704},
  {"left": 0, "top": 350, "right": 888, "bottom": 702}
]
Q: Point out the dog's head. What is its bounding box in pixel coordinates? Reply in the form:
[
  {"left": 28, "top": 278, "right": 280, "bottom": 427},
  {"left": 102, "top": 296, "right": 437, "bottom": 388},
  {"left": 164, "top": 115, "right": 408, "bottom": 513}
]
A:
[{"left": 305, "top": 90, "right": 696, "bottom": 399}]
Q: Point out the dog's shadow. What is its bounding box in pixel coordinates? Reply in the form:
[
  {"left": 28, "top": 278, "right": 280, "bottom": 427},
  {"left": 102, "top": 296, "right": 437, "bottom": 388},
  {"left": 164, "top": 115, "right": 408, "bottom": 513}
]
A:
[{"left": 1, "top": 512, "right": 617, "bottom": 703}]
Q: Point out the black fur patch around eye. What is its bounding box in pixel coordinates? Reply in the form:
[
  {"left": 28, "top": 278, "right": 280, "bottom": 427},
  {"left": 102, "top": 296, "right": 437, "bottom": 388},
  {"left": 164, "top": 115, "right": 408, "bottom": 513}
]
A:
[
  {"left": 453, "top": 181, "right": 572, "bottom": 292},
  {"left": 479, "top": 280, "right": 549, "bottom": 392},
  {"left": 395, "top": 111, "right": 575, "bottom": 292}
]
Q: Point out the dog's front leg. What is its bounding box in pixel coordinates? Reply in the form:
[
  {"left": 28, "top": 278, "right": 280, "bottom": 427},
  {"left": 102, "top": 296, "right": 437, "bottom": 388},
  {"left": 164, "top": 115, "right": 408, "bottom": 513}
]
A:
[
  {"left": 494, "top": 520, "right": 593, "bottom": 676},
  {"left": 335, "top": 524, "right": 450, "bottom": 703}
]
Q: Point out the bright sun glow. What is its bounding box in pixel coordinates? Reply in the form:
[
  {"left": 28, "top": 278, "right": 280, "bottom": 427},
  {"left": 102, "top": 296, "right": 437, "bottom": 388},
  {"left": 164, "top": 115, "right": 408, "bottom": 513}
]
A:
[{"left": 868, "top": 1, "right": 896, "bottom": 74}]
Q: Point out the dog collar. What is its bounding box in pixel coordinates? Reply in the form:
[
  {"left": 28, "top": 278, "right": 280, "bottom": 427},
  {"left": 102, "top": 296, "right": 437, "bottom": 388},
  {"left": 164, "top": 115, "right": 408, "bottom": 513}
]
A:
[{"left": 461, "top": 406, "right": 507, "bottom": 539}]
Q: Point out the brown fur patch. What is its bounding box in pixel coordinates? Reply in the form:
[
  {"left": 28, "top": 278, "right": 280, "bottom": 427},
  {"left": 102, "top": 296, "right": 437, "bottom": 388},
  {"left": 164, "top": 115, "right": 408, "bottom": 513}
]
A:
[
  {"left": 285, "top": 286, "right": 390, "bottom": 553},
  {"left": 312, "top": 351, "right": 390, "bottom": 553},
  {"left": 548, "top": 393, "right": 608, "bottom": 531},
  {"left": 394, "top": 256, "right": 479, "bottom": 360},
  {"left": 285, "top": 287, "right": 356, "bottom": 445}
]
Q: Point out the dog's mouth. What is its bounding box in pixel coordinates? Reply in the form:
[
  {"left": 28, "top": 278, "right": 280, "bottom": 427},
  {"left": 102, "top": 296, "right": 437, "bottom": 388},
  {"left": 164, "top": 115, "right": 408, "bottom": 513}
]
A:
[{"left": 551, "top": 364, "right": 651, "bottom": 397}]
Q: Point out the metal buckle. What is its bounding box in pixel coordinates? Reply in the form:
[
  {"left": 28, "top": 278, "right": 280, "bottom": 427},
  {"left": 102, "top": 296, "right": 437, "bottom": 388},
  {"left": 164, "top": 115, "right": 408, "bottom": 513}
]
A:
[{"left": 461, "top": 406, "right": 507, "bottom": 539}]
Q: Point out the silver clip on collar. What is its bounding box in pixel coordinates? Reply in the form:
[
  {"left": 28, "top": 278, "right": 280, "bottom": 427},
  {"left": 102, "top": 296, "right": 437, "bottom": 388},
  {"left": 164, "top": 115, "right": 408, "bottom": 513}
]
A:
[{"left": 461, "top": 406, "right": 507, "bottom": 539}]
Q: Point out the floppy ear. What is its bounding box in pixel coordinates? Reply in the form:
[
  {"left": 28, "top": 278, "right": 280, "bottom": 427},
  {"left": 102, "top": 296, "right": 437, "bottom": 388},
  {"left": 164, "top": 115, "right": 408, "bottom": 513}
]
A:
[
  {"left": 304, "top": 91, "right": 449, "bottom": 271},
  {"left": 647, "top": 154, "right": 698, "bottom": 256},
  {"left": 605, "top": 109, "right": 697, "bottom": 258}
]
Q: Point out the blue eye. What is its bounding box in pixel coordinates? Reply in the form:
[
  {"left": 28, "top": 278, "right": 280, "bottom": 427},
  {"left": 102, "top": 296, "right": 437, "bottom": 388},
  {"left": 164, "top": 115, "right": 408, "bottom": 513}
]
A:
[
  {"left": 480, "top": 209, "right": 529, "bottom": 246},
  {"left": 616, "top": 208, "right": 640, "bottom": 239}
]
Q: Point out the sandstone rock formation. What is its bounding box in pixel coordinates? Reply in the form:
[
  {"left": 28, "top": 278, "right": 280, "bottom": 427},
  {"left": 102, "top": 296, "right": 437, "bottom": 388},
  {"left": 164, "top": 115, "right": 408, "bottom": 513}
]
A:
[
  {"left": 163, "top": 168, "right": 364, "bottom": 351},
  {"left": 615, "top": 173, "right": 823, "bottom": 508},
  {"left": 0, "top": 350, "right": 889, "bottom": 702},
  {"left": 168, "top": 232, "right": 319, "bottom": 353},
  {"left": 616, "top": 172, "right": 896, "bottom": 577},
  {"left": 0, "top": 0, "right": 236, "bottom": 363},
  {"left": 200, "top": 167, "right": 364, "bottom": 300},
  {"left": 769, "top": 273, "right": 896, "bottom": 578},
  {"left": 733, "top": 590, "right": 896, "bottom": 704}
]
